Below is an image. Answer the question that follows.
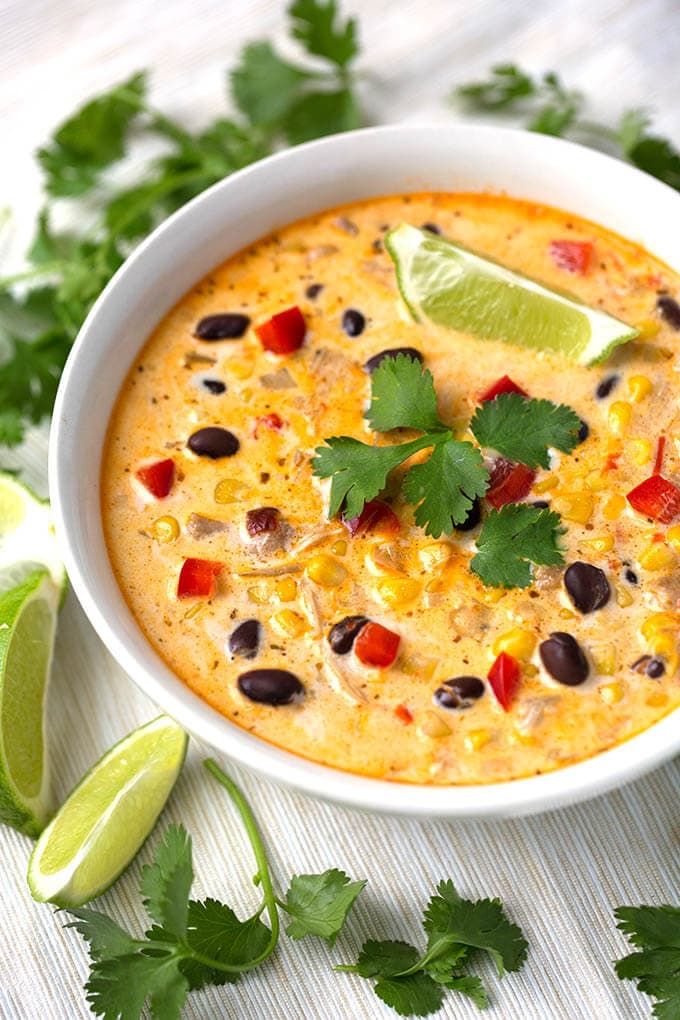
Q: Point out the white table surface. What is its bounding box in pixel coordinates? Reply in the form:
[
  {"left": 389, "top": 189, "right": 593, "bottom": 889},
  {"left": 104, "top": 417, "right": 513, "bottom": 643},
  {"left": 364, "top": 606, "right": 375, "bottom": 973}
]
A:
[{"left": 2, "top": 1, "right": 679, "bottom": 1018}]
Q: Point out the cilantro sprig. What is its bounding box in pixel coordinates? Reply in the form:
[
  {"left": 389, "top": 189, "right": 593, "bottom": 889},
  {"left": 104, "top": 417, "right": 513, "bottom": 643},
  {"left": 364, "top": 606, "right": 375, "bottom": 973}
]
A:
[
  {"left": 0, "top": 0, "right": 362, "bottom": 449},
  {"left": 313, "top": 354, "right": 577, "bottom": 586},
  {"left": 337, "top": 879, "right": 528, "bottom": 1016},
  {"left": 614, "top": 904, "right": 680, "bottom": 1020}
]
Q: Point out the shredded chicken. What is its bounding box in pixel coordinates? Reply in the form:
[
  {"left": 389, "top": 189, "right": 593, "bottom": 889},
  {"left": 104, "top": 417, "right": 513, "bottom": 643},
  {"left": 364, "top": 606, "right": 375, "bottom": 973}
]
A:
[
  {"left": 236, "top": 564, "right": 301, "bottom": 577},
  {"left": 259, "top": 367, "right": 297, "bottom": 390},
  {"left": 533, "top": 566, "right": 563, "bottom": 593},
  {"left": 515, "top": 696, "right": 561, "bottom": 735},
  {"left": 306, "top": 244, "right": 339, "bottom": 261},
  {"left": 246, "top": 518, "right": 296, "bottom": 559},
  {"left": 299, "top": 576, "right": 322, "bottom": 635},
  {"left": 185, "top": 513, "right": 229, "bottom": 539},
  {"left": 290, "top": 524, "right": 344, "bottom": 555},
  {"left": 322, "top": 654, "right": 368, "bottom": 705}
]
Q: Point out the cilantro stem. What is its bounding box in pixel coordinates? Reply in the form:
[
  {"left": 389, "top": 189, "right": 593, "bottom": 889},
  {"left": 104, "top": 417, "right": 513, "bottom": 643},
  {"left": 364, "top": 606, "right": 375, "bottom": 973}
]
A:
[{"left": 203, "top": 758, "right": 280, "bottom": 968}]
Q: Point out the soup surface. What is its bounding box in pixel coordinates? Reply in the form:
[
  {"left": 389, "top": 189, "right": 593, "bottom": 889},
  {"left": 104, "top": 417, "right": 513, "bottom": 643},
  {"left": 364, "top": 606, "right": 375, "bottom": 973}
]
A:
[{"left": 102, "top": 193, "right": 680, "bottom": 784}]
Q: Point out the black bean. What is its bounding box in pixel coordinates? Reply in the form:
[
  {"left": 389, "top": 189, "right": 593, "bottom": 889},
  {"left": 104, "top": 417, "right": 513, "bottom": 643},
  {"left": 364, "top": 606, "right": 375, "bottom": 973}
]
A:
[
  {"left": 364, "top": 347, "right": 424, "bottom": 373},
  {"left": 539, "top": 632, "right": 589, "bottom": 686},
  {"left": 453, "top": 497, "right": 481, "bottom": 532},
  {"left": 194, "top": 313, "right": 250, "bottom": 340},
  {"left": 342, "top": 309, "right": 366, "bottom": 337},
  {"left": 188, "top": 427, "right": 240, "bottom": 458},
  {"left": 434, "top": 675, "right": 485, "bottom": 709},
  {"left": 238, "top": 668, "right": 304, "bottom": 705},
  {"left": 595, "top": 374, "right": 619, "bottom": 399},
  {"left": 306, "top": 283, "right": 324, "bottom": 299},
  {"left": 421, "top": 222, "right": 442, "bottom": 235},
  {"left": 564, "top": 562, "right": 610, "bottom": 614},
  {"left": 531, "top": 500, "right": 551, "bottom": 510},
  {"left": 657, "top": 295, "right": 680, "bottom": 330},
  {"left": 328, "top": 616, "right": 369, "bottom": 655},
  {"left": 202, "top": 378, "right": 226, "bottom": 395},
  {"left": 229, "top": 620, "right": 261, "bottom": 660},
  {"left": 577, "top": 419, "right": 590, "bottom": 443},
  {"left": 245, "top": 507, "right": 280, "bottom": 537},
  {"left": 631, "top": 655, "right": 652, "bottom": 673},
  {"left": 646, "top": 657, "right": 666, "bottom": 679},
  {"left": 624, "top": 567, "right": 638, "bottom": 585}
]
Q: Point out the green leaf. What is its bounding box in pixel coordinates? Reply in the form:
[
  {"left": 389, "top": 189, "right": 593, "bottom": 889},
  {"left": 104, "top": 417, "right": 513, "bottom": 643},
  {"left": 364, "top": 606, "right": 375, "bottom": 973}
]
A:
[
  {"left": 65, "top": 909, "right": 138, "bottom": 962},
  {"left": 423, "top": 880, "right": 528, "bottom": 977},
  {"left": 471, "top": 504, "right": 565, "bottom": 589},
  {"left": 628, "top": 136, "right": 680, "bottom": 190},
  {"left": 615, "top": 905, "right": 680, "bottom": 950},
  {"left": 470, "top": 393, "right": 582, "bottom": 468},
  {"left": 140, "top": 825, "right": 194, "bottom": 938},
  {"left": 0, "top": 410, "right": 25, "bottom": 447},
  {"left": 403, "top": 439, "right": 489, "bottom": 537},
  {"left": 373, "top": 972, "right": 445, "bottom": 1017},
  {"left": 180, "top": 898, "right": 271, "bottom": 989},
  {"left": 422, "top": 945, "right": 468, "bottom": 983},
  {"left": 37, "top": 72, "right": 147, "bottom": 196},
  {"left": 338, "top": 939, "right": 421, "bottom": 977},
  {"left": 230, "top": 42, "right": 310, "bottom": 129},
  {"left": 617, "top": 108, "right": 652, "bottom": 156},
  {"left": 85, "top": 950, "right": 189, "bottom": 1020},
  {"left": 366, "top": 354, "right": 445, "bottom": 433},
  {"left": 289, "top": 0, "right": 359, "bottom": 68},
  {"left": 284, "top": 88, "right": 360, "bottom": 144},
  {"left": 456, "top": 64, "right": 536, "bottom": 111},
  {"left": 26, "top": 210, "right": 78, "bottom": 266},
  {"left": 282, "top": 869, "right": 366, "bottom": 945},
  {"left": 527, "top": 73, "right": 582, "bottom": 137},
  {"left": 443, "top": 975, "right": 488, "bottom": 1008},
  {"left": 312, "top": 434, "right": 434, "bottom": 519}
]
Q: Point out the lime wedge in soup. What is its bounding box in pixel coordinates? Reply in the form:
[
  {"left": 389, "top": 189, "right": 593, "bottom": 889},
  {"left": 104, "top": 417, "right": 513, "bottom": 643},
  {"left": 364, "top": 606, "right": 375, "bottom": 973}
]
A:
[
  {"left": 0, "top": 471, "right": 67, "bottom": 598},
  {"left": 28, "top": 715, "right": 187, "bottom": 907},
  {"left": 385, "top": 223, "right": 639, "bottom": 366},
  {"left": 0, "top": 569, "right": 60, "bottom": 836}
]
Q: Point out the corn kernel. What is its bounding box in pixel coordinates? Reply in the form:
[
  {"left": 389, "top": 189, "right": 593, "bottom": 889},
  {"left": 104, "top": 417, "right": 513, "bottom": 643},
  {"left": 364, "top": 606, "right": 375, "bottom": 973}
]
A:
[
  {"left": 635, "top": 318, "right": 660, "bottom": 340},
  {"left": 306, "top": 553, "right": 346, "bottom": 587},
  {"left": 608, "top": 401, "right": 633, "bottom": 435},
  {"left": 425, "top": 576, "right": 445, "bottom": 594},
  {"left": 464, "top": 729, "right": 490, "bottom": 752},
  {"left": 247, "top": 583, "right": 272, "bottom": 605},
  {"left": 152, "top": 515, "right": 179, "bottom": 543},
  {"left": 183, "top": 603, "right": 204, "bottom": 620},
  {"left": 214, "top": 478, "right": 251, "bottom": 504},
  {"left": 666, "top": 525, "right": 680, "bottom": 552},
  {"left": 591, "top": 644, "right": 616, "bottom": 675},
  {"left": 585, "top": 471, "right": 608, "bottom": 492},
  {"left": 271, "top": 609, "right": 306, "bottom": 637},
  {"left": 401, "top": 656, "right": 438, "bottom": 680},
  {"left": 492, "top": 627, "right": 536, "bottom": 661},
  {"left": 509, "top": 728, "right": 536, "bottom": 746},
  {"left": 523, "top": 663, "right": 539, "bottom": 678},
  {"left": 628, "top": 375, "right": 654, "bottom": 403},
  {"left": 419, "top": 542, "right": 453, "bottom": 571},
  {"left": 417, "top": 711, "right": 451, "bottom": 739},
  {"left": 626, "top": 438, "right": 652, "bottom": 466},
  {"left": 615, "top": 585, "right": 634, "bottom": 608},
  {"left": 639, "top": 543, "right": 675, "bottom": 571},
  {"left": 482, "top": 587, "right": 505, "bottom": 604},
  {"left": 602, "top": 493, "right": 626, "bottom": 520},
  {"left": 584, "top": 534, "right": 615, "bottom": 553},
  {"left": 599, "top": 682, "right": 624, "bottom": 705},
  {"left": 331, "top": 539, "right": 347, "bottom": 556},
  {"left": 533, "top": 475, "right": 559, "bottom": 493},
  {"left": 646, "top": 691, "right": 669, "bottom": 708},
  {"left": 649, "top": 632, "right": 678, "bottom": 659},
  {"left": 640, "top": 612, "right": 679, "bottom": 639},
  {"left": 275, "top": 576, "right": 297, "bottom": 602},
  {"left": 559, "top": 607, "right": 578, "bottom": 620},
  {"left": 375, "top": 577, "right": 422, "bottom": 608},
  {"left": 229, "top": 359, "right": 254, "bottom": 380},
  {"left": 552, "top": 493, "right": 594, "bottom": 525}
]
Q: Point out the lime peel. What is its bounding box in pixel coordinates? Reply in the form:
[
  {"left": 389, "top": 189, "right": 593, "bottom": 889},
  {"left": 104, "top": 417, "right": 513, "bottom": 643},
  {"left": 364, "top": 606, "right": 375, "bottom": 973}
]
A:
[{"left": 385, "top": 223, "right": 639, "bottom": 367}]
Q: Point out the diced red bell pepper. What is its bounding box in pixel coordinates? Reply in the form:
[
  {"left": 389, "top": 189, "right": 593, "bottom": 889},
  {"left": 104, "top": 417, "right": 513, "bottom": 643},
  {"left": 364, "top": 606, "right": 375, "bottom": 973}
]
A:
[
  {"left": 486, "top": 458, "right": 536, "bottom": 509},
  {"left": 354, "top": 622, "right": 400, "bottom": 668},
  {"left": 626, "top": 474, "right": 680, "bottom": 524},
  {"left": 487, "top": 652, "right": 521, "bottom": 711},
  {"left": 255, "top": 306, "right": 306, "bottom": 355},
  {"left": 478, "top": 375, "right": 529, "bottom": 403},
  {"left": 549, "top": 240, "right": 592, "bottom": 275},
  {"left": 135, "top": 458, "right": 175, "bottom": 499},
  {"left": 394, "top": 703, "right": 414, "bottom": 725},
  {"left": 253, "top": 412, "right": 286, "bottom": 438},
  {"left": 343, "top": 499, "right": 401, "bottom": 537},
  {"left": 177, "top": 558, "right": 223, "bottom": 599}
]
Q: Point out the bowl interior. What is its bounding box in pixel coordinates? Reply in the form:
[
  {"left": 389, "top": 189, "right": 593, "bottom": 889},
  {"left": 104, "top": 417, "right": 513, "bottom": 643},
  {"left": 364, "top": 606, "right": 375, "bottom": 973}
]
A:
[{"left": 49, "top": 124, "right": 680, "bottom": 817}]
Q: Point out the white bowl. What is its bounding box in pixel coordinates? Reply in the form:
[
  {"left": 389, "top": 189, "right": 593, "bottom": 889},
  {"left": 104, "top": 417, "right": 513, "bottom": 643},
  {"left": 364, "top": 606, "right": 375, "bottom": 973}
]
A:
[{"left": 49, "top": 124, "right": 680, "bottom": 818}]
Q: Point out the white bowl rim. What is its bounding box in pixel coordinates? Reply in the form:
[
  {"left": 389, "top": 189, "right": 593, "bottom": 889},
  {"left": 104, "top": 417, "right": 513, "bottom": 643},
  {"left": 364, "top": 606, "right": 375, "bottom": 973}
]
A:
[{"left": 49, "top": 122, "right": 680, "bottom": 818}]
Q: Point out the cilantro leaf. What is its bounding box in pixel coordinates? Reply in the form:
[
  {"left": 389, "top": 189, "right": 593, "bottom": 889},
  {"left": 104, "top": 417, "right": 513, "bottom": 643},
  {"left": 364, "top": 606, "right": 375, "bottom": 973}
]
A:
[
  {"left": 231, "top": 42, "right": 311, "bottom": 130},
  {"left": 442, "top": 975, "right": 488, "bottom": 1008},
  {"left": 365, "top": 354, "right": 445, "bottom": 433},
  {"left": 339, "top": 939, "right": 421, "bottom": 977},
  {"left": 423, "top": 880, "right": 528, "bottom": 978},
  {"left": 181, "top": 899, "right": 270, "bottom": 989},
  {"left": 403, "top": 439, "right": 488, "bottom": 536},
  {"left": 282, "top": 869, "right": 366, "bottom": 945},
  {"left": 456, "top": 64, "right": 536, "bottom": 111},
  {"left": 65, "top": 909, "right": 139, "bottom": 962},
  {"left": 312, "top": 434, "right": 435, "bottom": 519},
  {"left": 285, "top": 87, "right": 360, "bottom": 144},
  {"left": 470, "top": 393, "right": 582, "bottom": 469},
  {"left": 373, "top": 972, "right": 445, "bottom": 1017},
  {"left": 527, "top": 72, "right": 582, "bottom": 137},
  {"left": 289, "top": 0, "right": 359, "bottom": 68},
  {"left": 37, "top": 72, "right": 147, "bottom": 196},
  {"left": 628, "top": 136, "right": 680, "bottom": 190},
  {"left": 85, "top": 949, "right": 189, "bottom": 1020},
  {"left": 615, "top": 906, "right": 680, "bottom": 1020},
  {"left": 472, "top": 504, "right": 565, "bottom": 589},
  {"left": 617, "top": 108, "right": 652, "bottom": 156},
  {"left": 140, "top": 824, "right": 193, "bottom": 938}
]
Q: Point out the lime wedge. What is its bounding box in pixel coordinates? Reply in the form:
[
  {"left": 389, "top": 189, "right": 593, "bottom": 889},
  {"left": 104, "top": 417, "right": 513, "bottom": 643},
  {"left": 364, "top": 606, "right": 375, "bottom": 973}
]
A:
[
  {"left": 0, "top": 471, "right": 67, "bottom": 598},
  {"left": 28, "top": 715, "right": 187, "bottom": 907},
  {"left": 386, "top": 223, "right": 639, "bottom": 366},
  {"left": 0, "top": 569, "right": 59, "bottom": 836}
]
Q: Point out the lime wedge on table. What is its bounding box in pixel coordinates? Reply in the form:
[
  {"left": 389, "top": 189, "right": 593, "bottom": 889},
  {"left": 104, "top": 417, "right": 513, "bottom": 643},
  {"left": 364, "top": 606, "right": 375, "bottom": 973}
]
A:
[
  {"left": 0, "top": 471, "right": 67, "bottom": 598},
  {"left": 28, "top": 716, "right": 187, "bottom": 907},
  {"left": 0, "top": 569, "right": 59, "bottom": 836},
  {"left": 386, "top": 223, "right": 639, "bottom": 366}
]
